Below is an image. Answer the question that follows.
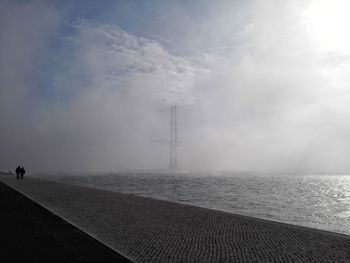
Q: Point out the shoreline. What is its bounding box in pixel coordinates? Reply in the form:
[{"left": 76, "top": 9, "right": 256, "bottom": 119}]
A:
[
  {"left": 57, "top": 176, "right": 350, "bottom": 240},
  {"left": 56, "top": 173, "right": 350, "bottom": 237},
  {"left": 1, "top": 174, "right": 350, "bottom": 262}
]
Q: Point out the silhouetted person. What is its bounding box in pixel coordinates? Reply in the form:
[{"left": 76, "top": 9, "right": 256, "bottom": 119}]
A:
[
  {"left": 15, "top": 166, "right": 20, "bottom": 180},
  {"left": 20, "top": 166, "right": 25, "bottom": 180}
]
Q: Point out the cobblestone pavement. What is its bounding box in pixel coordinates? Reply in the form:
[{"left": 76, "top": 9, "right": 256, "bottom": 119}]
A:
[
  {"left": 2, "top": 176, "right": 350, "bottom": 263},
  {"left": 0, "top": 181, "right": 131, "bottom": 263}
]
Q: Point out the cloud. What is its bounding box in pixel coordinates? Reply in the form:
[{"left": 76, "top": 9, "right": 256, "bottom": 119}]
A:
[
  {"left": 0, "top": 13, "right": 212, "bottom": 173},
  {"left": 0, "top": 1, "right": 63, "bottom": 171},
  {"left": 56, "top": 21, "right": 210, "bottom": 105},
  {"left": 2, "top": 0, "right": 350, "bottom": 174},
  {"left": 178, "top": 0, "right": 350, "bottom": 173}
]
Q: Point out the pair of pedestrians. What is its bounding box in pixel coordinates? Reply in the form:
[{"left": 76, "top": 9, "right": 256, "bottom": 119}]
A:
[{"left": 15, "top": 166, "right": 25, "bottom": 180}]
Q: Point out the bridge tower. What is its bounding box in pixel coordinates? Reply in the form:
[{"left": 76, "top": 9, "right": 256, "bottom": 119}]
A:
[{"left": 169, "top": 105, "right": 178, "bottom": 169}]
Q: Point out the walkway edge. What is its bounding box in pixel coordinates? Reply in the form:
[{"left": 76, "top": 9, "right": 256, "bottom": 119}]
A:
[
  {"left": 58, "top": 178, "right": 350, "bottom": 240},
  {"left": 1, "top": 179, "right": 136, "bottom": 263}
]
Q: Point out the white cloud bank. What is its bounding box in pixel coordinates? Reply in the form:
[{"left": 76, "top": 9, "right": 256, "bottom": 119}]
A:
[
  {"left": 2, "top": 0, "right": 350, "bottom": 174},
  {"left": 0, "top": 7, "right": 212, "bottom": 172}
]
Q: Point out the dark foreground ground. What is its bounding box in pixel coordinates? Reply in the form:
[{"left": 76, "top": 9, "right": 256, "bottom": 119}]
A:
[
  {"left": 1, "top": 174, "right": 350, "bottom": 262},
  {"left": 0, "top": 180, "right": 131, "bottom": 263}
]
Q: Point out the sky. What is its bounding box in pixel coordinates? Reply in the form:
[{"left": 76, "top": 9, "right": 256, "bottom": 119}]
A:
[{"left": 1, "top": 0, "right": 350, "bottom": 174}]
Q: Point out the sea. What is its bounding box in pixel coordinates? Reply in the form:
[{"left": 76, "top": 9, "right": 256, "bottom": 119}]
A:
[{"left": 57, "top": 172, "right": 350, "bottom": 236}]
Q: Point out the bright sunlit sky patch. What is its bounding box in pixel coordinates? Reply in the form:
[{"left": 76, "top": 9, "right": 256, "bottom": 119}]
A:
[
  {"left": 1, "top": 0, "right": 350, "bottom": 173},
  {"left": 304, "top": 0, "right": 350, "bottom": 53}
]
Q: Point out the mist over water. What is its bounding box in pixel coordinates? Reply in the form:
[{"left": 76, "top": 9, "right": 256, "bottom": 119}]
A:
[
  {"left": 2, "top": 1, "right": 350, "bottom": 175},
  {"left": 59, "top": 172, "right": 350, "bottom": 236}
]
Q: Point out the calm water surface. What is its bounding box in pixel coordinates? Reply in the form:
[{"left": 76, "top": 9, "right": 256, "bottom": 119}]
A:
[{"left": 59, "top": 173, "right": 350, "bottom": 236}]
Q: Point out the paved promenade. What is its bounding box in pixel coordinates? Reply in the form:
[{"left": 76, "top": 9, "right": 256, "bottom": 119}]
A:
[
  {"left": 0, "top": 178, "right": 131, "bottom": 263},
  {"left": 1, "top": 174, "right": 350, "bottom": 262}
]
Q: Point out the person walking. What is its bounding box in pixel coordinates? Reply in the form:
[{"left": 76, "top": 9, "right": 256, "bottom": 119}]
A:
[
  {"left": 15, "top": 166, "right": 20, "bottom": 180},
  {"left": 20, "top": 166, "right": 25, "bottom": 180}
]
